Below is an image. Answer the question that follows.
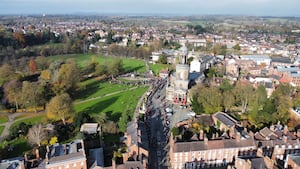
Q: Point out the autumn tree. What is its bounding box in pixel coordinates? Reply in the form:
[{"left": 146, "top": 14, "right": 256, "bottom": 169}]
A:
[
  {"left": 3, "top": 80, "right": 22, "bottom": 111},
  {"left": 29, "top": 57, "right": 37, "bottom": 74},
  {"left": 0, "top": 63, "right": 15, "bottom": 84},
  {"left": 21, "top": 81, "right": 44, "bottom": 112},
  {"left": 27, "top": 124, "right": 48, "bottom": 146},
  {"left": 107, "top": 59, "right": 123, "bottom": 78},
  {"left": 223, "top": 90, "right": 235, "bottom": 112},
  {"left": 233, "top": 81, "right": 255, "bottom": 114},
  {"left": 46, "top": 93, "right": 73, "bottom": 125},
  {"left": 35, "top": 56, "right": 49, "bottom": 71},
  {"left": 93, "top": 113, "right": 107, "bottom": 137},
  {"left": 52, "top": 60, "right": 80, "bottom": 95}
]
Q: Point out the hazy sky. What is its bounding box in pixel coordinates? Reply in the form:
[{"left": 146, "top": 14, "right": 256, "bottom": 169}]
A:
[{"left": 1, "top": 0, "right": 299, "bottom": 16}]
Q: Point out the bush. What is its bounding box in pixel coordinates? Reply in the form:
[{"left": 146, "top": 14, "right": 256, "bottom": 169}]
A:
[{"left": 9, "top": 122, "right": 32, "bottom": 140}]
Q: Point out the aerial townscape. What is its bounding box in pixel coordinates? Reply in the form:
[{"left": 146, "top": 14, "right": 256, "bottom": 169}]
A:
[{"left": 1, "top": 1, "right": 300, "bottom": 169}]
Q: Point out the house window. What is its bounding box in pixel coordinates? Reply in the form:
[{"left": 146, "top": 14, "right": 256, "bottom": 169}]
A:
[
  {"left": 81, "top": 161, "right": 84, "bottom": 166},
  {"left": 73, "top": 163, "right": 77, "bottom": 167},
  {"left": 65, "top": 164, "right": 69, "bottom": 169}
]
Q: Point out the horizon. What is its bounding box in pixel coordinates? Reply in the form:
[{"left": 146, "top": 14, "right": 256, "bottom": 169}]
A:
[{"left": 1, "top": 0, "right": 300, "bottom": 17}]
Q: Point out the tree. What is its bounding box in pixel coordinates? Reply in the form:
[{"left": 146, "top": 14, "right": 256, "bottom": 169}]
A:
[
  {"left": 27, "top": 124, "right": 48, "bottom": 146},
  {"left": 233, "top": 44, "right": 241, "bottom": 51},
  {"left": 52, "top": 60, "right": 80, "bottom": 95},
  {"left": 3, "top": 80, "right": 22, "bottom": 111},
  {"left": 223, "top": 90, "right": 235, "bottom": 112},
  {"left": 29, "top": 57, "right": 37, "bottom": 74},
  {"left": 199, "top": 86, "right": 223, "bottom": 114},
  {"left": 46, "top": 93, "right": 73, "bottom": 125},
  {"left": 93, "top": 113, "right": 107, "bottom": 137},
  {"left": 21, "top": 81, "right": 43, "bottom": 112},
  {"left": 0, "top": 63, "right": 15, "bottom": 84},
  {"left": 274, "top": 95, "right": 292, "bottom": 124},
  {"left": 233, "top": 81, "right": 255, "bottom": 114},
  {"left": 95, "top": 63, "right": 107, "bottom": 76},
  {"left": 102, "top": 120, "right": 118, "bottom": 134},
  {"left": 49, "top": 136, "right": 58, "bottom": 145},
  {"left": 191, "top": 95, "right": 204, "bottom": 115},
  {"left": 158, "top": 54, "right": 167, "bottom": 64},
  {"left": 35, "top": 56, "right": 49, "bottom": 71},
  {"left": 107, "top": 59, "right": 123, "bottom": 78}
]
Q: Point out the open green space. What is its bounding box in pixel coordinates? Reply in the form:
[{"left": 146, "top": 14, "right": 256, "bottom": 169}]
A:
[
  {"left": 10, "top": 114, "right": 46, "bottom": 129},
  {"left": 74, "top": 86, "right": 148, "bottom": 122},
  {"left": 48, "top": 54, "right": 146, "bottom": 73},
  {"left": 75, "top": 78, "right": 133, "bottom": 102},
  {"left": 0, "top": 115, "right": 8, "bottom": 125},
  {"left": 0, "top": 126, "right": 4, "bottom": 136},
  {"left": 149, "top": 63, "right": 171, "bottom": 75}
]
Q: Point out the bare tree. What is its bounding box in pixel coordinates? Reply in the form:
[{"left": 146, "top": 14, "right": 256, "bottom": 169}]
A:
[{"left": 27, "top": 124, "right": 48, "bottom": 146}]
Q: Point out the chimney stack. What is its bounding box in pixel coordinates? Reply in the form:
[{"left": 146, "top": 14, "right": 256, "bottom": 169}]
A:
[
  {"left": 283, "top": 135, "right": 288, "bottom": 143},
  {"left": 236, "top": 132, "right": 241, "bottom": 142},
  {"left": 283, "top": 125, "right": 288, "bottom": 135},
  {"left": 112, "top": 158, "right": 116, "bottom": 169},
  {"left": 199, "top": 130, "right": 204, "bottom": 140},
  {"left": 297, "top": 129, "right": 300, "bottom": 138},
  {"left": 229, "top": 126, "right": 235, "bottom": 138},
  {"left": 204, "top": 134, "right": 208, "bottom": 145}
]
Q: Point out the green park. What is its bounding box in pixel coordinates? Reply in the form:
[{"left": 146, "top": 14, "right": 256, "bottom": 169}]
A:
[{"left": 0, "top": 53, "right": 169, "bottom": 159}]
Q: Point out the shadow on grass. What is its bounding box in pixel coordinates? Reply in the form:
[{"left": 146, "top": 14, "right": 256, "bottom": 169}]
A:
[
  {"left": 82, "top": 96, "right": 119, "bottom": 115},
  {"left": 75, "top": 79, "right": 103, "bottom": 100},
  {"left": 106, "top": 111, "right": 122, "bottom": 122},
  {"left": 0, "top": 138, "right": 31, "bottom": 159},
  {"left": 124, "top": 65, "right": 144, "bottom": 73}
]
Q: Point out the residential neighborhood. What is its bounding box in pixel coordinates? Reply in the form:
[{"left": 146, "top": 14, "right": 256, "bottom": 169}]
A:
[{"left": 0, "top": 8, "right": 300, "bottom": 169}]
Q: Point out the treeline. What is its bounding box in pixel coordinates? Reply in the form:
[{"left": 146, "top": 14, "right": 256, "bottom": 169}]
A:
[{"left": 190, "top": 80, "right": 298, "bottom": 129}]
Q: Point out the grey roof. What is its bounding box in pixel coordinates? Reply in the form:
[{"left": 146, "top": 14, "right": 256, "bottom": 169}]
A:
[
  {"left": 0, "top": 158, "right": 24, "bottom": 169},
  {"left": 251, "top": 157, "right": 268, "bottom": 169},
  {"left": 272, "top": 57, "right": 292, "bottom": 64},
  {"left": 214, "top": 112, "right": 237, "bottom": 128},
  {"left": 89, "top": 148, "right": 104, "bottom": 168},
  {"left": 288, "top": 154, "right": 300, "bottom": 166},
  {"left": 173, "top": 138, "right": 255, "bottom": 152}
]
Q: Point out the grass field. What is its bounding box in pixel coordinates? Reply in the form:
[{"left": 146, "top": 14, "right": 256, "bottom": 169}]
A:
[
  {"left": 48, "top": 54, "right": 146, "bottom": 73},
  {"left": 10, "top": 114, "right": 46, "bottom": 128},
  {"left": 0, "top": 126, "right": 4, "bottom": 136},
  {"left": 74, "top": 86, "right": 148, "bottom": 122},
  {"left": 75, "top": 78, "right": 132, "bottom": 102},
  {"left": 149, "top": 63, "right": 171, "bottom": 75},
  {"left": 0, "top": 115, "right": 8, "bottom": 125}
]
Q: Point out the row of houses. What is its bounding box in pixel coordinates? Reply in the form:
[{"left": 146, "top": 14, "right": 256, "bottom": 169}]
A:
[{"left": 169, "top": 112, "right": 300, "bottom": 169}]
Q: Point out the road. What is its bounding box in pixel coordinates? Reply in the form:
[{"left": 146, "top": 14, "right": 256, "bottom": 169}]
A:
[{"left": 145, "top": 78, "right": 170, "bottom": 169}]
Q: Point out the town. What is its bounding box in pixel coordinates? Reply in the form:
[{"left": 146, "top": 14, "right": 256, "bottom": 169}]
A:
[{"left": 0, "top": 14, "right": 300, "bottom": 169}]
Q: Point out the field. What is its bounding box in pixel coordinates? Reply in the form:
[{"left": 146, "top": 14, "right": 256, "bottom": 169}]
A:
[
  {"left": 10, "top": 114, "right": 46, "bottom": 128},
  {"left": 0, "top": 126, "right": 4, "bottom": 136},
  {"left": 48, "top": 54, "right": 146, "bottom": 73},
  {"left": 75, "top": 78, "right": 132, "bottom": 102},
  {"left": 74, "top": 86, "right": 148, "bottom": 122},
  {"left": 0, "top": 115, "right": 8, "bottom": 125},
  {"left": 149, "top": 63, "right": 171, "bottom": 75}
]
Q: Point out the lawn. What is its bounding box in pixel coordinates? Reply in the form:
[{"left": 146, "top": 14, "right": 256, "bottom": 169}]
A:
[
  {"left": 149, "top": 63, "right": 171, "bottom": 75},
  {"left": 0, "top": 126, "right": 4, "bottom": 136},
  {"left": 10, "top": 114, "right": 47, "bottom": 128},
  {"left": 0, "top": 115, "right": 8, "bottom": 125},
  {"left": 48, "top": 54, "right": 146, "bottom": 73},
  {"left": 74, "top": 86, "right": 148, "bottom": 122},
  {"left": 74, "top": 78, "right": 132, "bottom": 102}
]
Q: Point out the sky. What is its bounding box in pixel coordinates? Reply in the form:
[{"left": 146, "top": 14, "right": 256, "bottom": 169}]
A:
[{"left": 1, "top": 0, "right": 299, "bottom": 16}]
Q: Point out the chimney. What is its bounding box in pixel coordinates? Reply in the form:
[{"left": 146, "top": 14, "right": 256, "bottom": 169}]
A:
[
  {"left": 236, "top": 132, "right": 241, "bottom": 142},
  {"left": 216, "top": 132, "right": 219, "bottom": 138},
  {"left": 112, "top": 158, "right": 116, "bottom": 169},
  {"left": 297, "top": 129, "right": 300, "bottom": 138},
  {"left": 199, "top": 130, "right": 204, "bottom": 140},
  {"left": 35, "top": 149, "right": 40, "bottom": 160},
  {"left": 283, "top": 135, "right": 288, "bottom": 143},
  {"left": 212, "top": 134, "right": 216, "bottom": 139},
  {"left": 249, "top": 131, "right": 254, "bottom": 138},
  {"left": 283, "top": 125, "right": 288, "bottom": 135},
  {"left": 229, "top": 126, "right": 235, "bottom": 138},
  {"left": 270, "top": 125, "right": 275, "bottom": 131},
  {"left": 204, "top": 134, "right": 208, "bottom": 145}
]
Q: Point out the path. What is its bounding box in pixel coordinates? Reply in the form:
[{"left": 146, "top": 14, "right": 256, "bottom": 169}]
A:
[{"left": 0, "top": 112, "right": 46, "bottom": 142}]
